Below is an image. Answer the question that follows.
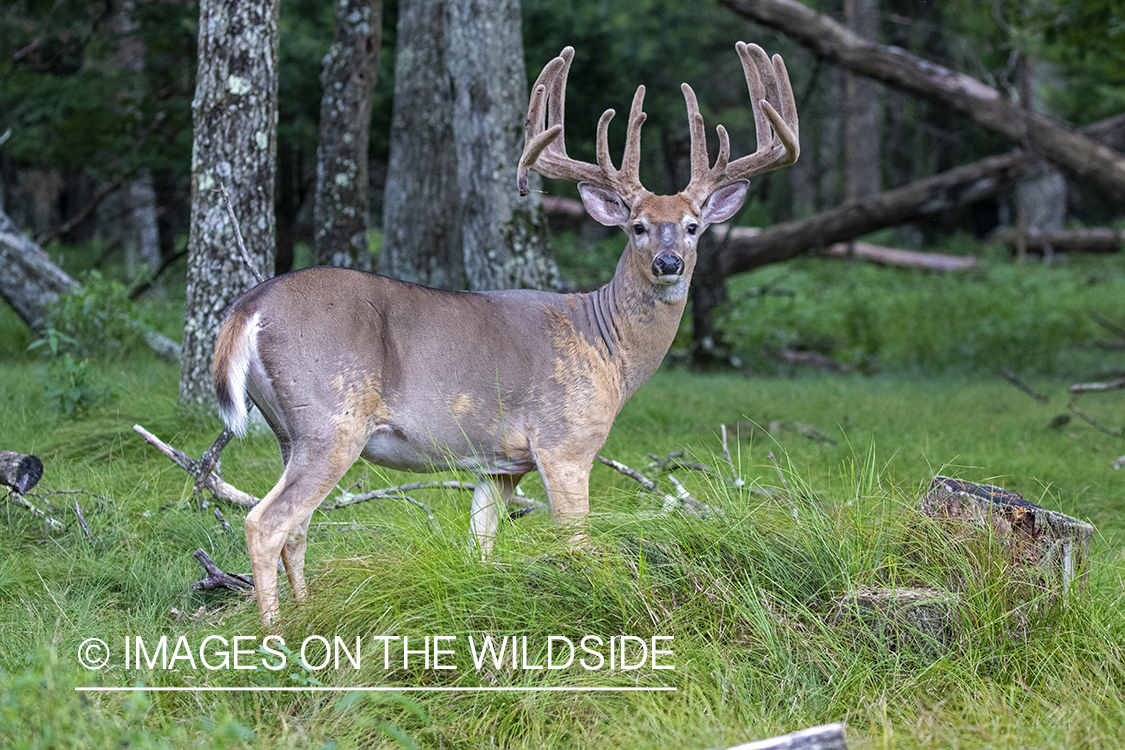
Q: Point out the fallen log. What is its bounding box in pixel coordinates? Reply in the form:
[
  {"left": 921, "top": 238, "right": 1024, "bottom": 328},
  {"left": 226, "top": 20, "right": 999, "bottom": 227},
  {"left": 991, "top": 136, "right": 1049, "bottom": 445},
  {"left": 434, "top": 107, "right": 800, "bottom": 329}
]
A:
[
  {"left": 721, "top": 0, "right": 1125, "bottom": 201},
  {"left": 0, "top": 451, "right": 44, "bottom": 494},
  {"left": 720, "top": 151, "right": 1036, "bottom": 276},
  {"left": 990, "top": 227, "right": 1125, "bottom": 254},
  {"left": 0, "top": 207, "right": 181, "bottom": 361},
  {"left": 821, "top": 241, "right": 975, "bottom": 271},
  {"left": 721, "top": 723, "right": 847, "bottom": 750}
]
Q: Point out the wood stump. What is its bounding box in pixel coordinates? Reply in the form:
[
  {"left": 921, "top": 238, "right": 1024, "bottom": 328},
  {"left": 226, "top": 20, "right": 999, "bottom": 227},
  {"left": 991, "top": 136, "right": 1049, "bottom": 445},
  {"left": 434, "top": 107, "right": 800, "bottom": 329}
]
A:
[
  {"left": 921, "top": 476, "right": 1094, "bottom": 595},
  {"left": 0, "top": 451, "right": 43, "bottom": 494},
  {"left": 833, "top": 586, "right": 956, "bottom": 656}
]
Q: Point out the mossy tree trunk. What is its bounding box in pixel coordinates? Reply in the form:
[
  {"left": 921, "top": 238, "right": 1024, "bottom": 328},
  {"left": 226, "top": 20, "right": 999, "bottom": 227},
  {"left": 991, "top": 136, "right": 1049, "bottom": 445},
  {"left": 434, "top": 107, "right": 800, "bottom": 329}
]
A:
[
  {"left": 313, "top": 0, "right": 382, "bottom": 270},
  {"left": 180, "top": 0, "right": 278, "bottom": 410},
  {"left": 380, "top": 0, "right": 554, "bottom": 291}
]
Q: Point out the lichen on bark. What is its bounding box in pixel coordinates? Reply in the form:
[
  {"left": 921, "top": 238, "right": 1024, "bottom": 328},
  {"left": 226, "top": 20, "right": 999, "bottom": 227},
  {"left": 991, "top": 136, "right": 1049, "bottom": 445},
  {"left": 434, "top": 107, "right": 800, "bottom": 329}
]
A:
[{"left": 180, "top": 0, "right": 278, "bottom": 410}]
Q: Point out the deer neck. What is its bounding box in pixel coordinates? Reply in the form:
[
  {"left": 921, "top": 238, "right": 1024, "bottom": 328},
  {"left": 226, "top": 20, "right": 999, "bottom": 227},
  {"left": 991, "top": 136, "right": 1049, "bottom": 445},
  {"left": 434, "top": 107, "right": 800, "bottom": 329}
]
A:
[{"left": 580, "top": 246, "right": 690, "bottom": 402}]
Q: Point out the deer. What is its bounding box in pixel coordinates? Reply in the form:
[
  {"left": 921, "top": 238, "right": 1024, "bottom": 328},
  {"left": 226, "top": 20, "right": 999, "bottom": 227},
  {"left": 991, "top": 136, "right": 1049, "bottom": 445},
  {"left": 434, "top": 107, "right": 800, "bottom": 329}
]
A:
[{"left": 212, "top": 41, "right": 799, "bottom": 628}]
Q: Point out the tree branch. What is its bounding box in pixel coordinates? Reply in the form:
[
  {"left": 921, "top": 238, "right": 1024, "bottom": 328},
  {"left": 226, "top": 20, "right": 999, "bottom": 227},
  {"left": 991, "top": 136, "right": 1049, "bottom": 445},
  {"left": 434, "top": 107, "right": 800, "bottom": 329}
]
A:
[{"left": 721, "top": 0, "right": 1125, "bottom": 200}]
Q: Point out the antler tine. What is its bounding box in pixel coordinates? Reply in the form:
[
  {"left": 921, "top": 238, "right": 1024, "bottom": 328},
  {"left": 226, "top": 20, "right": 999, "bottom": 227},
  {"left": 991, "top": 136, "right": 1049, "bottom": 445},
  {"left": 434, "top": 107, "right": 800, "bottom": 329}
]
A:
[
  {"left": 519, "top": 47, "right": 651, "bottom": 203},
  {"left": 682, "top": 42, "right": 800, "bottom": 207},
  {"left": 617, "top": 86, "right": 648, "bottom": 196}
]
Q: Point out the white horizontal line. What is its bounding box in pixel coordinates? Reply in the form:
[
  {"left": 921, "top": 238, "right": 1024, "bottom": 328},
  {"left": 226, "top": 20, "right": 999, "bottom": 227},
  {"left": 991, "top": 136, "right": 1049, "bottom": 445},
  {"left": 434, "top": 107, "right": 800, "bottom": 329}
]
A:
[{"left": 75, "top": 685, "right": 676, "bottom": 693}]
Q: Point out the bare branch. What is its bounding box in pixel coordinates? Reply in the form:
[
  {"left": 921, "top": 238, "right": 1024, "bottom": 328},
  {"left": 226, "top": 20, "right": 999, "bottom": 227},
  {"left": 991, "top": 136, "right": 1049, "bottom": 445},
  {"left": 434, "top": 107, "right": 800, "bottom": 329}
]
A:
[{"left": 1001, "top": 367, "right": 1050, "bottom": 404}]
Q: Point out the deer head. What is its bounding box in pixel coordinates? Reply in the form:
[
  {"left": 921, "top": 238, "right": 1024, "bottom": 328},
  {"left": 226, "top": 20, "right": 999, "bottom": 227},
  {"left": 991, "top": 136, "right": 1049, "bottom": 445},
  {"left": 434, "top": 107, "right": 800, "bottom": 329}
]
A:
[{"left": 518, "top": 42, "right": 799, "bottom": 301}]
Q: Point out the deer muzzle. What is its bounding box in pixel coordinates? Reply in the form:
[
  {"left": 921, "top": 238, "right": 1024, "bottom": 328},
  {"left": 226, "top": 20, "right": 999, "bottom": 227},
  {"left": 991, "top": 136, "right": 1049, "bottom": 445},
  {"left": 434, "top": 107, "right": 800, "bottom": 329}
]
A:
[{"left": 652, "top": 252, "right": 685, "bottom": 282}]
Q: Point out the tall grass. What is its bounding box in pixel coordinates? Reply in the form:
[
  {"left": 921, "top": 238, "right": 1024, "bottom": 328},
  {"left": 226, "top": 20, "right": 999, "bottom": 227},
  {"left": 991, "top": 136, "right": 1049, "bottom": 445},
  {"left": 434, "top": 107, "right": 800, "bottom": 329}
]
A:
[{"left": 1, "top": 353, "right": 1123, "bottom": 748}]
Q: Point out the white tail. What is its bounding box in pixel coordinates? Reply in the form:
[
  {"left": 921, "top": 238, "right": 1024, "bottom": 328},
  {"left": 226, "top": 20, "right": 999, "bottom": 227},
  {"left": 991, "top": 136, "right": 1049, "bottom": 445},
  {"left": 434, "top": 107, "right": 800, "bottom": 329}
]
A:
[{"left": 213, "top": 42, "right": 799, "bottom": 628}]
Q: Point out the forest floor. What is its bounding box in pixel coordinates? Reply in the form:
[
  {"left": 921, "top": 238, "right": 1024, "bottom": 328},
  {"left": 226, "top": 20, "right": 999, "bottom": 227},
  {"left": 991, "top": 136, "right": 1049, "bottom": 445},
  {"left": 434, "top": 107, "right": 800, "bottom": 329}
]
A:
[{"left": 1, "top": 359, "right": 1123, "bottom": 749}]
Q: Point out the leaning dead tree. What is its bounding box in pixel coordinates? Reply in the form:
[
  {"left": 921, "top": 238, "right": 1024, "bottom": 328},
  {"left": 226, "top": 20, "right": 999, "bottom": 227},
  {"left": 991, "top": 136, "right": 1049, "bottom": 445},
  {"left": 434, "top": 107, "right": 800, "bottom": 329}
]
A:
[
  {"left": 715, "top": 113, "right": 1125, "bottom": 276},
  {"left": 721, "top": 0, "right": 1125, "bottom": 201},
  {"left": 0, "top": 207, "right": 180, "bottom": 361}
]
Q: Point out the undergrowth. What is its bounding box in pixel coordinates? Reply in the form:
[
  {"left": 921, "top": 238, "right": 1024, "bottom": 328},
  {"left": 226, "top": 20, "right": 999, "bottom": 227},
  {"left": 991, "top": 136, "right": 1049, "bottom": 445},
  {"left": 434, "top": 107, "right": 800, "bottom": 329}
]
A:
[{"left": 0, "top": 355, "right": 1123, "bottom": 748}]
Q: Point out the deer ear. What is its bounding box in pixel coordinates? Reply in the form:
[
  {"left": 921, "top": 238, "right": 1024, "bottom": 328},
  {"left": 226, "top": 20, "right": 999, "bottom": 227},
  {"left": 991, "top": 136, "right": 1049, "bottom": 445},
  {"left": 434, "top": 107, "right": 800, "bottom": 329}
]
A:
[
  {"left": 701, "top": 180, "right": 750, "bottom": 224},
  {"left": 578, "top": 182, "right": 631, "bottom": 227}
]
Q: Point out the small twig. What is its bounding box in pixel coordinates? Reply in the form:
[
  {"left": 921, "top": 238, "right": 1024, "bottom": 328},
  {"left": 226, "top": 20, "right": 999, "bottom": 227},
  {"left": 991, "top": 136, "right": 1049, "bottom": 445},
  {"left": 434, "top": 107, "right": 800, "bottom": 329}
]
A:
[
  {"left": 134, "top": 424, "right": 260, "bottom": 508},
  {"left": 596, "top": 455, "right": 712, "bottom": 517},
  {"left": 1091, "top": 312, "right": 1125, "bottom": 341},
  {"left": 213, "top": 507, "right": 231, "bottom": 533},
  {"left": 328, "top": 481, "right": 475, "bottom": 509},
  {"left": 217, "top": 179, "right": 265, "bottom": 284},
  {"left": 1069, "top": 377, "right": 1125, "bottom": 394},
  {"left": 196, "top": 429, "right": 234, "bottom": 494},
  {"left": 1067, "top": 395, "right": 1125, "bottom": 439},
  {"left": 1000, "top": 367, "right": 1049, "bottom": 404},
  {"left": 596, "top": 455, "right": 662, "bottom": 494},
  {"left": 4, "top": 490, "right": 66, "bottom": 531},
  {"left": 646, "top": 451, "right": 712, "bottom": 474},
  {"left": 768, "top": 452, "right": 790, "bottom": 494},
  {"left": 399, "top": 496, "right": 441, "bottom": 531},
  {"left": 73, "top": 498, "right": 92, "bottom": 539},
  {"left": 191, "top": 549, "right": 254, "bottom": 591}
]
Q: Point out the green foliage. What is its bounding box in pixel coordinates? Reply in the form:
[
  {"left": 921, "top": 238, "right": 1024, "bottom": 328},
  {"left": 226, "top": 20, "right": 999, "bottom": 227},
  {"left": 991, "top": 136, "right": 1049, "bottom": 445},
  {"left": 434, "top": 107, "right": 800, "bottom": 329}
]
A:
[
  {"left": 44, "top": 270, "right": 152, "bottom": 361},
  {"left": 0, "top": 0, "right": 196, "bottom": 180},
  {"left": 719, "top": 252, "right": 1125, "bottom": 375},
  {"left": 40, "top": 351, "right": 118, "bottom": 417}
]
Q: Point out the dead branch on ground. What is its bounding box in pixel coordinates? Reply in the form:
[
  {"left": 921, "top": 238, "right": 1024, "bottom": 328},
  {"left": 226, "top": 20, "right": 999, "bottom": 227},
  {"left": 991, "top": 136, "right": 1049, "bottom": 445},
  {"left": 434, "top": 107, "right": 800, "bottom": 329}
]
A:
[{"left": 191, "top": 549, "right": 254, "bottom": 591}]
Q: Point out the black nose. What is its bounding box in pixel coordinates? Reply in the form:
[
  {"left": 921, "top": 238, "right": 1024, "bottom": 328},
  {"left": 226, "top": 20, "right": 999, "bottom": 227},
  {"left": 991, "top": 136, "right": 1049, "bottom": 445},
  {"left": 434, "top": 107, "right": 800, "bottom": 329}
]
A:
[{"left": 652, "top": 254, "right": 684, "bottom": 277}]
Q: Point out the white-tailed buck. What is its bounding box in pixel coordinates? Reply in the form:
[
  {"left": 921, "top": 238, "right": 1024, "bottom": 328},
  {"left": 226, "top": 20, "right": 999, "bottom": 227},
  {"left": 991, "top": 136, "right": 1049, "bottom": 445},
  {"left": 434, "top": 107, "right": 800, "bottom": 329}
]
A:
[{"left": 213, "top": 42, "right": 799, "bottom": 627}]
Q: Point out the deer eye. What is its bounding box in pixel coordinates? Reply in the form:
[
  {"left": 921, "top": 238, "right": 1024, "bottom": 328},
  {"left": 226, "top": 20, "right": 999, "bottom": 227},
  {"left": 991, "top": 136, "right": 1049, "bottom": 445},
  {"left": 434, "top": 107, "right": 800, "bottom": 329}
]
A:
[
  {"left": 633, "top": 223, "right": 646, "bottom": 235},
  {"left": 686, "top": 224, "right": 698, "bottom": 235}
]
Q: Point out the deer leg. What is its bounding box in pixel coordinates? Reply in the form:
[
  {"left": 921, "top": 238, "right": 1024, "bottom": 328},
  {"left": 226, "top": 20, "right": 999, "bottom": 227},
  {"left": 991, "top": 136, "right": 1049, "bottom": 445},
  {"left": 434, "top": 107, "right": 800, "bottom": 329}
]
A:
[
  {"left": 245, "top": 439, "right": 360, "bottom": 628},
  {"left": 470, "top": 474, "right": 521, "bottom": 559},
  {"left": 535, "top": 458, "right": 592, "bottom": 546},
  {"left": 280, "top": 510, "right": 314, "bottom": 602}
]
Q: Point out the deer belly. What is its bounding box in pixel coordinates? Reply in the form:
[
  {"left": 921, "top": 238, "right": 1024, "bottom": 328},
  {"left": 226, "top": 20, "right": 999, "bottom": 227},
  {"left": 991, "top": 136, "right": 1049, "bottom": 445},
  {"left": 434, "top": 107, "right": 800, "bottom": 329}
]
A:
[{"left": 361, "top": 424, "right": 534, "bottom": 475}]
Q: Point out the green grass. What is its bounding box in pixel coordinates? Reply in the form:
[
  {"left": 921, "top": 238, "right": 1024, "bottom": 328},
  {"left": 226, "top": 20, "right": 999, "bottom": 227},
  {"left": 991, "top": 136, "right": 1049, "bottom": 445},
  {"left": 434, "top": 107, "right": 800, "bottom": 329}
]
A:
[
  {"left": 718, "top": 250, "right": 1125, "bottom": 375},
  {"left": 1, "top": 352, "right": 1123, "bottom": 748}
]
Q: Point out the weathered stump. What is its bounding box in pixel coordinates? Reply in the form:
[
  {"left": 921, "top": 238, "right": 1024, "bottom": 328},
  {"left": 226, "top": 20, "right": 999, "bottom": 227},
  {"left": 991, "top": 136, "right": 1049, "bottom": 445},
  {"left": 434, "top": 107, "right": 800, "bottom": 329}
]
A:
[
  {"left": 921, "top": 476, "right": 1094, "bottom": 595},
  {"left": 833, "top": 586, "right": 956, "bottom": 656},
  {"left": 0, "top": 451, "right": 43, "bottom": 494},
  {"left": 721, "top": 723, "right": 847, "bottom": 750}
]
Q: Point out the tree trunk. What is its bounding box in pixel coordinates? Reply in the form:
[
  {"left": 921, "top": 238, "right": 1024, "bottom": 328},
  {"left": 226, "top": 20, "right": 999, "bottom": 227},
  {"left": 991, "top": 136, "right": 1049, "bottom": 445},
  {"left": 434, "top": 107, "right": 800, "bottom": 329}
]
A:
[
  {"left": 380, "top": 0, "right": 554, "bottom": 291},
  {"left": 313, "top": 0, "right": 382, "bottom": 270},
  {"left": 109, "top": 0, "right": 162, "bottom": 285},
  {"left": 721, "top": 0, "right": 1125, "bottom": 201},
  {"left": 180, "top": 0, "right": 278, "bottom": 409},
  {"left": 380, "top": 0, "right": 462, "bottom": 288},
  {"left": 843, "top": 0, "right": 881, "bottom": 201},
  {"left": 446, "top": 0, "right": 553, "bottom": 291},
  {"left": 689, "top": 230, "right": 732, "bottom": 366}
]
